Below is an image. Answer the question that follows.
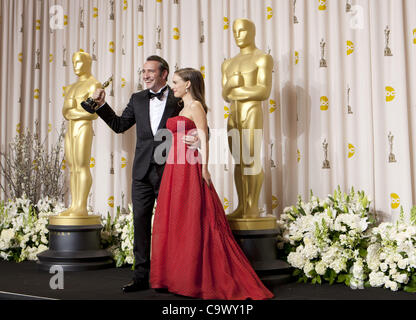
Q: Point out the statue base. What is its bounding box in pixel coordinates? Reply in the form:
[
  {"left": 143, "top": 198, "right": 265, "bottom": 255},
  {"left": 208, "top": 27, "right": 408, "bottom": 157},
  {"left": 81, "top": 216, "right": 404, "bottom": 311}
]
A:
[
  {"left": 37, "top": 215, "right": 113, "bottom": 272},
  {"left": 49, "top": 214, "right": 102, "bottom": 226},
  {"left": 227, "top": 214, "right": 277, "bottom": 230},
  {"left": 232, "top": 228, "right": 293, "bottom": 285}
]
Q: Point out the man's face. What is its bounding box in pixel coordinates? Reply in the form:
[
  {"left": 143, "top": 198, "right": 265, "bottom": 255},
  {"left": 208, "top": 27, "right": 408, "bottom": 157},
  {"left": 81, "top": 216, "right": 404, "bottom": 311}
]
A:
[
  {"left": 72, "top": 53, "right": 89, "bottom": 76},
  {"left": 233, "top": 20, "right": 254, "bottom": 48},
  {"left": 142, "top": 60, "right": 167, "bottom": 92}
]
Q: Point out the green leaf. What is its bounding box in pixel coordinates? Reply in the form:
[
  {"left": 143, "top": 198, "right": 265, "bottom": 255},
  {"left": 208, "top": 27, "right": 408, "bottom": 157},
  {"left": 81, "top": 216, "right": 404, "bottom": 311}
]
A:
[
  {"left": 410, "top": 206, "right": 416, "bottom": 226},
  {"left": 404, "top": 285, "right": 416, "bottom": 293},
  {"left": 116, "top": 256, "right": 124, "bottom": 268},
  {"left": 345, "top": 274, "right": 352, "bottom": 287},
  {"left": 287, "top": 213, "right": 296, "bottom": 221},
  {"left": 329, "top": 270, "right": 336, "bottom": 285},
  {"left": 292, "top": 206, "right": 299, "bottom": 215},
  {"left": 399, "top": 206, "right": 405, "bottom": 223},
  {"left": 337, "top": 274, "right": 346, "bottom": 283},
  {"left": 298, "top": 206, "right": 306, "bottom": 216},
  {"left": 359, "top": 248, "right": 367, "bottom": 259},
  {"left": 326, "top": 207, "right": 332, "bottom": 218}
]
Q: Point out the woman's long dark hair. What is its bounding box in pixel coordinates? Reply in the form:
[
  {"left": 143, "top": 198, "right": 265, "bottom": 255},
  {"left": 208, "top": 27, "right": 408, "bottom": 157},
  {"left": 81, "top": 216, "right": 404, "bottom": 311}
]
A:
[{"left": 175, "top": 68, "right": 208, "bottom": 113}]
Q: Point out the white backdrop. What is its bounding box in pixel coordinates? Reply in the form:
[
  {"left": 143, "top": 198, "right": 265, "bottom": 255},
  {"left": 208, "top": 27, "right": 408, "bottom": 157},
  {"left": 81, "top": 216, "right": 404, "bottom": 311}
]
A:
[{"left": 1, "top": 0, "right": 416, "bottom": 222}]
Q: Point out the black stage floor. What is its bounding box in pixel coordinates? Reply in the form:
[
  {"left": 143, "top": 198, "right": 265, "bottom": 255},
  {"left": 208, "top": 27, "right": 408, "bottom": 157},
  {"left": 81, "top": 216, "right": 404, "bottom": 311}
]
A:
[{"left": 0, "top": 260, "right": 415, "bottom": 301}]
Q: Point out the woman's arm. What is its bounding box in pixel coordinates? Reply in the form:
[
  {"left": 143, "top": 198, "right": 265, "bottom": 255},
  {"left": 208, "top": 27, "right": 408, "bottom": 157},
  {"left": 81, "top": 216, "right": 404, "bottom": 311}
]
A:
[{"left": 190, "top": 101, "right": 211, "bottom": 185}]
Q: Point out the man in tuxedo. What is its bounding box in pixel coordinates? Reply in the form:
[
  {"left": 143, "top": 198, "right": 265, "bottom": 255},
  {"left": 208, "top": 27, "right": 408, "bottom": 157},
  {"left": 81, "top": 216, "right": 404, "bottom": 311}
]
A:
[{"left": 90, "top": 55, "right": 196, "bottom": 292}]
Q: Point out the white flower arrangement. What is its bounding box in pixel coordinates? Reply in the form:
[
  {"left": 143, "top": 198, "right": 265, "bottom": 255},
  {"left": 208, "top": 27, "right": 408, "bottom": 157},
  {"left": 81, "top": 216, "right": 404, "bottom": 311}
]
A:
[
  {"left": 0, "top": 196, "right": 153, "bottom": 269},
  {"left": 0, "top": 195, "right": 62, "bottom": 262},
  {"left": 366, "top": 207, "right": 416, "bottom": 292},
  {"left": 101, "top": 204, "right": 135, "bottom": 267},
  {"left": 100, "top": 200, "right": 157, "bottom": 268},
  {"left": 277, "top": 187, "right": 375, "bottom": 289}
]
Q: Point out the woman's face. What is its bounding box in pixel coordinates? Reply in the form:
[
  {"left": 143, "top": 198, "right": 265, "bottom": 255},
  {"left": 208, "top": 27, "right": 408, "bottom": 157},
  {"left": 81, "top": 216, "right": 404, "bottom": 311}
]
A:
[{"left": 171, "top": 73, "right": 190, "bottom": 98}]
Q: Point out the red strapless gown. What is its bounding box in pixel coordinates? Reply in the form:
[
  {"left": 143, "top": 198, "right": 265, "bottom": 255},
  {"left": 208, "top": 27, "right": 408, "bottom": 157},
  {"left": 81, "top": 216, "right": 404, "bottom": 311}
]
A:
[{"left": 150, "top": 116, "right": 274, "bottom": 300}]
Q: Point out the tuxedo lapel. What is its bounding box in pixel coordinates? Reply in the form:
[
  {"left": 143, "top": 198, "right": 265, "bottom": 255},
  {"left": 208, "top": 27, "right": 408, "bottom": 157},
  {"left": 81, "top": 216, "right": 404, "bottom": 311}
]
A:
[
  {"left": 156, "top": 87, "right": 179, "bottom": 132},
  {"left": 140, "top": 90, "right": 153, "bottom": 137}
]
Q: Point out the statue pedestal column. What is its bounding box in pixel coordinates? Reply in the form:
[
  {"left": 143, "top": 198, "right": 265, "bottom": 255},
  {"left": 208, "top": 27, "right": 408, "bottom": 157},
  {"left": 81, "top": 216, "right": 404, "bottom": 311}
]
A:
[
  {"left": 228, "top": 216, "right": 294, "bottom": 285},
  {"left": 37, "top": 215, "right": 113, "bottom": 272}
]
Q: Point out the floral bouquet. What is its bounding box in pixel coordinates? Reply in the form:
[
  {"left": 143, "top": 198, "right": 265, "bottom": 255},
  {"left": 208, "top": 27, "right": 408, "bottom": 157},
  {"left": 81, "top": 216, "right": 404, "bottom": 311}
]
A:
[
  {"left": 277, "top": 187, "right": 376, "bottom": 289},
  {"left": 0, "top": 196, "right": 63, "bottom": 262},
  {"left": 0, "top": 195, "right": 154, "bottom": 269},
  {"left": 366, "top": 207, "right": 416, "bottom": 292},
  {"left": 101, "top": 204, "right": 135, "bottom": 267},
  {"left": 101, "top": 201, "right": 157, "bottom": 268}
]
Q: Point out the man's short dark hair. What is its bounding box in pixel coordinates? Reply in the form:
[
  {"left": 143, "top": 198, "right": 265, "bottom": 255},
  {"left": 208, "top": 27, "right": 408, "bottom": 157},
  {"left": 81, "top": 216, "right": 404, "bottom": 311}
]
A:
[{"left": 146, "top": 55, "right": 169, "bottom": 80}]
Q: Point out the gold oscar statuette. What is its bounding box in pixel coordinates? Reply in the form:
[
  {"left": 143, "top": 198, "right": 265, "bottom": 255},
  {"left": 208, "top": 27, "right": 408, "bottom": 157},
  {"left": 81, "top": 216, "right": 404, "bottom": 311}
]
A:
[
  {"left": 221, "top": 18, "right": 276, "bottom": 230},
  {"left": 81, "top": 76, "right": 113, "bottom": 114},
  {"left": 51, "top": 51, "right": 103, "bottom": 226}
]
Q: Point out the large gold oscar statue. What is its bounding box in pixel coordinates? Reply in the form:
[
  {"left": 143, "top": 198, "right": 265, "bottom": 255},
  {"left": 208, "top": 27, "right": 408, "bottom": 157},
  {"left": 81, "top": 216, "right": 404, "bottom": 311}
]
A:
[
  {"left": 222, "top": 18, "right": 276, "bottom": 230},
  {"left": 38, "top": 51, "right": 113, "bottom": 271},
  {"left": 50, "top": 51, "right": 101, "bottom": 226}
]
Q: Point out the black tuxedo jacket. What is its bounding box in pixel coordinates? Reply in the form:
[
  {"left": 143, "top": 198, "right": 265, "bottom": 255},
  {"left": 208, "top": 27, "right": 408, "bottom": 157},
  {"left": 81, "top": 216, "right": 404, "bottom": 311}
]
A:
[{"left": 97, "top": 87, "right": 182, "bottom": 181}]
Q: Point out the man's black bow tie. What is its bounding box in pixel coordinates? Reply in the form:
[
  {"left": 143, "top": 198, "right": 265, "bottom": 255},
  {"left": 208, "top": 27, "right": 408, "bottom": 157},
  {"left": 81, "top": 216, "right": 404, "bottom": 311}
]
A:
[{"left": 148, "top": 86, "right": 167, "bottom": 100}]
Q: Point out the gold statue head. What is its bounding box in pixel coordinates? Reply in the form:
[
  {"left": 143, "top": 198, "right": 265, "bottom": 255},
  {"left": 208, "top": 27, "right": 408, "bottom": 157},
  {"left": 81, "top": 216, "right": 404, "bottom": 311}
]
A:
[
  {"left": 72, "top": 51, "right": 92, "bottom": 77},
  {"left": 232, "top": 18, "right": 256, "bottom": 49}
]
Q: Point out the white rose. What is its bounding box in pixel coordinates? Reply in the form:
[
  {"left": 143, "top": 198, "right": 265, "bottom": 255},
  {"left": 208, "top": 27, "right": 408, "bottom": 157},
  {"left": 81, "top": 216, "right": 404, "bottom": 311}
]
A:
[
  {"left": 125, "top": 255, "right": 134, "bottom": 265},
  {"left": 303, "top": 244, "right": 319, "bottom": 260},
  {"left": 369, "top": 271, "right": 385, "bottom": 287},
  {"left": 287, "top": 252, "right": 306, "bottom": 269},
  {"left": 330, "top": 258, "right": 346, "bottom": 274},
  {"left": 389, "top": 261, "right": 397, "bottom": 270},
  {"left": 349, "top": 277, "right": 364, "bottom": 290},
  {"left": 0, "top": 240, "right": 8, "bottom": 250},
  {"left": 1, "top": 229, "right": 15, "bottom": 244},
  {"left": 37, "top": 244, "right": 48, "bottom": 254},
  {"left": 380, "top": 262, "right": 388, "bottom": 272},
  {"left": 303, "top": 261, "right": 314, "bottom": 277},
  {"left": 315, "top": 260, "right": 327, "bottom": 275},
  {"left": 389, "top": 266, "right": 398, "bottom": 276},
  {"left": 351, "top": 261, "right": 364, "bottom": 279},
  {"left": 358, "top": 219, "right": 368, "bottom": 232},
  {"left": 398, "top": 258, "right": 409, "bottom": 270},
  {"left": 385, "top": 279, "right": 399, "bottom": 291},
  {"left": 0, "top": 251, "right": 9, "bottom": 260},
  {"left": 393, "top": 253, "right": 402, "bottom": 263}
]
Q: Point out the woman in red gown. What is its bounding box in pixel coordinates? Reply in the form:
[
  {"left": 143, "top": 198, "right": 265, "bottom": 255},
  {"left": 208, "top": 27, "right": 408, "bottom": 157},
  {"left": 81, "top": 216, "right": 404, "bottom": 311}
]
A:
[{"left": 150, "top": 68, "right": 273, "bottom": 300}]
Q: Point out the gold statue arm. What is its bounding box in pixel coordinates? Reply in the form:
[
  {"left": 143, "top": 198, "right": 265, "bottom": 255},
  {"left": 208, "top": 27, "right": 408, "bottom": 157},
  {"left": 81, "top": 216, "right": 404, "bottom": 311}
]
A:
[
  {"left": 63, "top": 83, "right": 101, "bottom": 121},
  {"left": 221, "top": 60, "right": 234, "bottom": 103},
  {"left": 223, "top": 55, "right": 273, "bottom": 102}
]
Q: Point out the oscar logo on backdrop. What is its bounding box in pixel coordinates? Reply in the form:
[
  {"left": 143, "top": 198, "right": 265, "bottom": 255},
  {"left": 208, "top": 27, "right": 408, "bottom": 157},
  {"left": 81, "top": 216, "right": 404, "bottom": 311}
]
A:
[
  {"left": 37, "top": 51, "right": 112, "bottom": 271},
  {"left": 221, "top": 18, "right": 291, "bottom": 280}
]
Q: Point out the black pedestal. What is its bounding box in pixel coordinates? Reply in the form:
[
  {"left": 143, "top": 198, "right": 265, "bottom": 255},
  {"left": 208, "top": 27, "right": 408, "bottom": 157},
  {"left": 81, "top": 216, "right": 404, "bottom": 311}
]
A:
[
  {"left": 37, "top": 224, "right": 113, "bottom": 272},
  {"left": 232, "top": 229, "right": 294, "bottom": 285}
]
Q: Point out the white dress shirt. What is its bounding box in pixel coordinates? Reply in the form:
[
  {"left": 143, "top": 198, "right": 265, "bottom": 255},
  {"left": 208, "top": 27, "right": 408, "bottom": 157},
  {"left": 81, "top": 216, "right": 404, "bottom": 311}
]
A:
[
  {"left": 149, "top": 86, "right": 168, "bottom": 136},
  {"left": 96, "top": 86, "right": 169, "bottom": 135}
]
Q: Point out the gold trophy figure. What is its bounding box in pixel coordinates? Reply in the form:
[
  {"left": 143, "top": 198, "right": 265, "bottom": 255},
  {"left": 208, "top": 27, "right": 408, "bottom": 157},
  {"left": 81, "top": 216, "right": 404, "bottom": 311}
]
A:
[
  {"left": 222, "top": 18, "right": 275, "bottom": 230},
  {"left": 58, "top": 51, "right": 101, "bottom": 220},
  {"left": 37, "top": 51, "right": 113, "bottom": 269}
]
